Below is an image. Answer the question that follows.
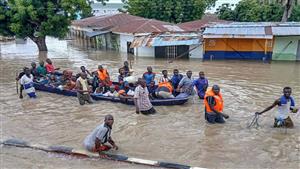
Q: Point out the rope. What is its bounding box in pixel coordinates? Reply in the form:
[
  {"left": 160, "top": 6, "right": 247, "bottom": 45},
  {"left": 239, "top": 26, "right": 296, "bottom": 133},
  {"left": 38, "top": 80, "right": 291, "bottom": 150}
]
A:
[{"left": 247, "top": 113, "right": 260, "bottom": 129}]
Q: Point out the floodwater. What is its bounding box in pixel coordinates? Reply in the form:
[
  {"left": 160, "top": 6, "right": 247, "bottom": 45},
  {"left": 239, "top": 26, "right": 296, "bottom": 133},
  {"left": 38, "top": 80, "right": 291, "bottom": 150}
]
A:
[{"left": 1, "top": 37, "right": 299, "bottom": 169}]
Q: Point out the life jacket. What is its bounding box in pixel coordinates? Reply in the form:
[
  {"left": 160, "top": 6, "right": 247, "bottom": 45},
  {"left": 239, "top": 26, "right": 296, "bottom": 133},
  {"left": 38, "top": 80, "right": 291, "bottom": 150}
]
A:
[
  {"left": 97, "top": 69, "right": 109, "bottom": 81},
  {"left": 204, "top": 87, "right": 224, "bottom": 113},
  {"left": 158, "top": 81, "right": 173, "bottom": 93}
]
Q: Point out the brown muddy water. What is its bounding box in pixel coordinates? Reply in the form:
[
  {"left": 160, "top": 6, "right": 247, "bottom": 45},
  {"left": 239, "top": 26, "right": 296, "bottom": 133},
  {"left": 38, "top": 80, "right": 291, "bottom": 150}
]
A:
[{"left": 0, "top": 37, "right": 299, "bottom": 169}]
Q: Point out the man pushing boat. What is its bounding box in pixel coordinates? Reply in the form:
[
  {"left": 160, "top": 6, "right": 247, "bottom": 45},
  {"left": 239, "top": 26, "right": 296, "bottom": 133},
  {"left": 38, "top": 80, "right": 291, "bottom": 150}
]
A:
[{"left": 83, "top": 114, "right": 118, "bottom": 154}]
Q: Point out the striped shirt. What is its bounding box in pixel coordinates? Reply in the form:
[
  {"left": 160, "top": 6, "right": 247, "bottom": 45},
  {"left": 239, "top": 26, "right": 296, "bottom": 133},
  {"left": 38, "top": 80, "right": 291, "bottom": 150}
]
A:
[{"left": 134, "top": 85, "right": 153, "bottom": 111}]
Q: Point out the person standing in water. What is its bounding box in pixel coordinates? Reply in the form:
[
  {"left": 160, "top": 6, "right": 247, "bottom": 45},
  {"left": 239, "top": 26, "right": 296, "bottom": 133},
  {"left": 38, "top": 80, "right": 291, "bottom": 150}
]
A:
[
  {"left": 193, "top": 71, "right": 208, "bottom": 99},
  {"left": 83, "top": 115, "right": 118, "bottom": 153},
  {"left": 134, "top": 78, "right": 156, "bottom": 115},
  {"left": 76, "top": 73, "right": 92, "bottom": 105},
  {"left": 204, "top": 85, "right": 229, "bottom": 124},
  {"left": 256, "top": 87, "right": 298, "bottom": 128},
  {"left": 20, "top": 67, "right": 36, "bottom": 98}
]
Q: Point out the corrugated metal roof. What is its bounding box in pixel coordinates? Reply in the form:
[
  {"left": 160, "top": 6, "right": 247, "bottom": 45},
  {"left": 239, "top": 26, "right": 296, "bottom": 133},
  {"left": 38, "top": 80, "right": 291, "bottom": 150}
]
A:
[
  {"left": 86, "top": 31, "right": 110, "bottom": 37},
  {"left": 272, "top": 26, "right": 300, "bottom": 36},
  {"left": 112, "top": 19, "right": 192, "bottom": 34},
  {"left": 131, "top": 33, "right": 201, "bottom": 47},
  {"left": 177, "top": 14, "right": 231, "bottom": 31}
]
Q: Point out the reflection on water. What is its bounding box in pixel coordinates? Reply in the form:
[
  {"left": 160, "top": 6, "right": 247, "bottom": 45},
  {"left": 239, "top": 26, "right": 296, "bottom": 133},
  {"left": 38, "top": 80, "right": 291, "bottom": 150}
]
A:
[{"left": 1, "top": 37, "right": 300, "bottom": 169}]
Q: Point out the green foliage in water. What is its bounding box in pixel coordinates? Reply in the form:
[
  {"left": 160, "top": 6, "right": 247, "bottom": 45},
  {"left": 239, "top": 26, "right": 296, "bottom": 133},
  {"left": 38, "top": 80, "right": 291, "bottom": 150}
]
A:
[
  {"left": 122, "top": 0, "right": 217, "bottom": 23},
  {"left": 216, "top": 0, "right": 300, "bottom": 22}
]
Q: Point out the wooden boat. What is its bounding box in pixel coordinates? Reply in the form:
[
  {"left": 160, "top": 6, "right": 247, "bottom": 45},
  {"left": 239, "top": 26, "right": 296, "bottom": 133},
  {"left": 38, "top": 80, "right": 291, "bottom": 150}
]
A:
[
  {"left": 33, "top": 82, "right": 189, "bottom": 106},
  {"left": 1, "top": 138, "right": 204, "bottom": 169}
]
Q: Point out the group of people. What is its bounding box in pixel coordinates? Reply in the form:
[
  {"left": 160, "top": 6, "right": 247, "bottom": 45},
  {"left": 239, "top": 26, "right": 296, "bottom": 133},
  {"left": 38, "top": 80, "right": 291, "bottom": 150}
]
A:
[
  {"left": 16, "top": 59, "right": 298, "bottom": 157},
  {"left": 83, "top": 86, "right": 298, "bottom": 156}
]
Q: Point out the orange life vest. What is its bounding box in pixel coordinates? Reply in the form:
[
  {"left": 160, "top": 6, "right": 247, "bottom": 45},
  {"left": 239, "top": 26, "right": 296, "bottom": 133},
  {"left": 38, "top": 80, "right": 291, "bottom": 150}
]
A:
[
  {"left": 158, "top": 82, "right": 173, "bottom": 93},
  {"left": 97, "top": 69, "right": 109, "bottom": 81},
  {"left": 204, "top": 88, "right": 224, "bottom": 113}
]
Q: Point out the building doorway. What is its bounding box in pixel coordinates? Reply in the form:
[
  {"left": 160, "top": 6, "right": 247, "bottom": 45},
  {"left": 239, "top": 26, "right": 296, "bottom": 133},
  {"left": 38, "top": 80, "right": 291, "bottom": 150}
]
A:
[{"left": 127, "top": 42, "right": 134, "bottom": 54}]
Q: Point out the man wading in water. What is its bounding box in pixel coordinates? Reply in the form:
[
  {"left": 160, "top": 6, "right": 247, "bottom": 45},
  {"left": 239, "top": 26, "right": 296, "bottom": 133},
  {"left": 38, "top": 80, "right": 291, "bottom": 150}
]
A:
[
  {"left": 76, "top": 72, "right": 92, "bottom": 105},
  {"left": 256, "top": 87, "right": 298, "bottom": 128},
  {"left": 134, "top": 78, "right": 156, "bottom": 115},
  {"left": 83, "top": 115, "right": 118, "bottom": 156}
]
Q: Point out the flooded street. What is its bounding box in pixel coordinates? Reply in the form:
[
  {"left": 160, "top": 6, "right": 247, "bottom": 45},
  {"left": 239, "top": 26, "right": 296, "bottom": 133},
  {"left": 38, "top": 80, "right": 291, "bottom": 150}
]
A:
[{"left": 1, "top": 37, "right": 300, "bottom": 169}]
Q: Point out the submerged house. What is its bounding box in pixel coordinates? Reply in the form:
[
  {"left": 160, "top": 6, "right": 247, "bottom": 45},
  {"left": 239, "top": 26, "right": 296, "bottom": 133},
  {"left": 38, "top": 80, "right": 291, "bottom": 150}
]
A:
[
  {"left": 203, "top": 23, "right": 274, "bottom": 60},
  {"left": 271, "top": 23, "right": 300, "bottom": 61},
  {"left": 70, "top": 13, "right": 202, "bottom": 59}
]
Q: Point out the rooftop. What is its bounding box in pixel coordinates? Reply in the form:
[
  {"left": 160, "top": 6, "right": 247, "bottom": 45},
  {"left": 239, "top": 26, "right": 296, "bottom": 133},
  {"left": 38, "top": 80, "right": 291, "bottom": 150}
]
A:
[{"left": 178, "top": 14, "right": 230, "bottom": 31}]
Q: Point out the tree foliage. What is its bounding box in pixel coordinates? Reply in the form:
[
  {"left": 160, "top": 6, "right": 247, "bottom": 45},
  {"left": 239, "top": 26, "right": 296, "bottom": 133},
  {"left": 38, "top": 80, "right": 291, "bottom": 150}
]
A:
[
  {"left": 216, "top": 0, "right": 300, "bottom": 22},
  {"left": 0, "top": 0, "right": 109, "bottom": 51},
  {"left": 122, "top": 0, "right": 217, "bottom": 23}
]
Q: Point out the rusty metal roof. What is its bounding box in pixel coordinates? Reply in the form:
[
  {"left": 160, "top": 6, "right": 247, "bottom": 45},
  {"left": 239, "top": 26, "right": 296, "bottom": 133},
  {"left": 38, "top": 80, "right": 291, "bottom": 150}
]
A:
[
  {"left": 131, "top": 33, "right": 201, "bottom": 47},
  {"left": 112, "top": 19, "right": 193, "bottom": 34},
  {"left": 178, "top": 14, "right": 230, "bottom": 31},
  {"left": 72, "top": 13, "right": 144, "bottom": 30}
]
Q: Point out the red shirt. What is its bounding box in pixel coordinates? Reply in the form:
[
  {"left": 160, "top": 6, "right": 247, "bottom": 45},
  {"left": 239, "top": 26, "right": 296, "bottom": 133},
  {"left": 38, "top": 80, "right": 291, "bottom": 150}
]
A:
[{"left": 46, "top": 64, "right": 55, "bottom": 73}]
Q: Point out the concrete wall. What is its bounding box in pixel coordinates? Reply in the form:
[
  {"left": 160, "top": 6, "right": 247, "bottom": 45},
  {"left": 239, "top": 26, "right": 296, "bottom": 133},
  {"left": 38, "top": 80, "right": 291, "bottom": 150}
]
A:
[
  {"left": 272, "top": 36, "right": 300, "bottom": 61},
  {"left": 120, "top": 34, "right": 134, "bottom": 53},
  {"left": 136, "top": 47, "right": 155, "bottom": 57},
  {"left": 189, "top": 45, "right": 203, "bottom": 59}
]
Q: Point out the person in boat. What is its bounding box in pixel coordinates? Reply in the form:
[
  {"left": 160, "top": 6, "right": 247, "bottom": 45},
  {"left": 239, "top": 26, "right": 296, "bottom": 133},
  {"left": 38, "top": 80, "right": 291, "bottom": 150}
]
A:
[
  {"left": 30, "top": 62, "right": 39, "bottom": 79},
  {"left": 176, "top": 70, "right": 195, "bottom": 98},
  {"left": 83, "top": 114, "right": 118, "bottom": 153},
  {"left": 20, "top": 67, "right": 36, "bottom": 98},
  {"left": 63, "top": 79, "right": 76, "bottom": 90},
  {"left": 60, "top": 70, "right": 73, "bottom": 85},
  {"left": 45, "top": 58, "right": 60, "bottom": 74},
  {"left": 76, "top": 72, "right": 92, "bottom": 105},
  {"left": 134, "top": 78, "right": 156, "bottom": 115},
  {"left": 91, "top": 71, "right": 99, "bottom": 92},
  {"left": 103, "top": 85, "right": 119, "bottom": 97},
  {"left": 97, "top": 65, "right": 111, "bottom": 90},
  {"left": 193, "top": 71, "right": 208, "bottom": 99},
  {"left": 118, "top": 82, "right": 134, "bottom": 97},
  {"left": 171, "top": 69, "right": 183, "bottom": 91},
  {"left": 147, "top": 81, "right": 157, "bottom": 99},
  {"left": 48, "top": 74, "right": 60, "bottom": 87},
  {"left": 204, "top": 85, "right": 229, "bottom": 124},
  {"left": 36, "top": 61, "right": 47, "bottom": 77},
  {"left": 16, "top": 67, "right": 27, "bottom": 99},
  {"left": 142, "top": 66, "right": 155, "bottom": 86},
  {"left": 156, "top": 70, "right": 174, "bottom": 99},
  {"left": 256, "top": 87, "right": 298, "bottom": 128},
  {"left": 121, "top": 61, "right": 131, "bottom": 76},
  {"left": 80, "top": 66, "right": 92, "bottom": 77},
  {"left": 118, "top": 68, "right": 126, "bottom": 88}
]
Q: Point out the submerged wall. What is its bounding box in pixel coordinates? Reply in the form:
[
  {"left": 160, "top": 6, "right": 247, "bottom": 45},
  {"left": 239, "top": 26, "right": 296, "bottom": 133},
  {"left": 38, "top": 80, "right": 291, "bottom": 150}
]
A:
[{"left": 272, "top": 36, "right": 300, "bottom": 61}]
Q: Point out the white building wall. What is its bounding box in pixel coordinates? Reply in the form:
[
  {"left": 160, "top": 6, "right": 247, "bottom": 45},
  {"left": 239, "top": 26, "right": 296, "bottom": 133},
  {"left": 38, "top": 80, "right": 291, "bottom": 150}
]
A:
[
  {"left": 189, "top": 45, "right": 203, "bottom": 59},
  {"left": 119, "top": 34, "right": 134, "bottom": 53},
  {"left": 136, "top": 47, "right": 155, "bottom": 57}
]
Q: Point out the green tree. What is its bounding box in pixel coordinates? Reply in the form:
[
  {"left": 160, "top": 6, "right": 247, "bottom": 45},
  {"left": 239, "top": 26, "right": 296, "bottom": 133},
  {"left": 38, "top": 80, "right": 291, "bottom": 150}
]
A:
[
  {"left": 216, "top": 3, "right": 235, "bottom": 21},
  {"left": 0, "top": 0, "right": 107, "bottom": 51},
  {"left": 216, "top": 0, "right": 299, "bottom": 22},
  {"left": 122, "top": 0, "right": 217, "bottom": 23},
  {"left": 0, "top": 0, "right": 13, "bottom": 36},
  {"left": 217, "top": 0, "right": 281, "bottom": 22},
  {"left": 289, "top": 5, "right": 300, "bottom": 21}
]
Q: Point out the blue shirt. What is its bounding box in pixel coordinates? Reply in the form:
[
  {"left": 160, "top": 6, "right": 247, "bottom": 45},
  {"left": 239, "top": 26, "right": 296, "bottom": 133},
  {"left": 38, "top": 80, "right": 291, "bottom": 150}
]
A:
[
  {"left": 147, "top": 85, "right": 157, "bottom": 95},
  {"left": 143, "top": 72, "right": 155, "bottom": 86},
  {"left": 171, "top": 74, "right": 183, "bottom": 89},
  {"left": 193, "top": 78, "right": 208, "bottom": 99}
]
